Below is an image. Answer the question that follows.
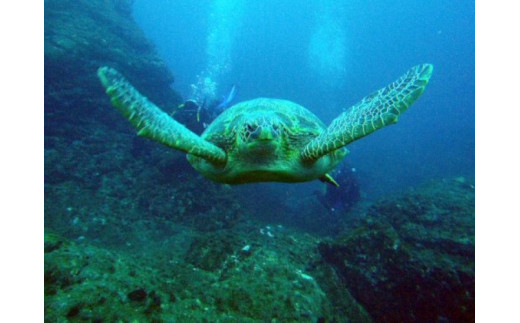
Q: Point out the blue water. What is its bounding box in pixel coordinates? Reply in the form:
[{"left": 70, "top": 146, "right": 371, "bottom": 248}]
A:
[{"left": 133, "top": 0, "right": 474, "bottom": 199}]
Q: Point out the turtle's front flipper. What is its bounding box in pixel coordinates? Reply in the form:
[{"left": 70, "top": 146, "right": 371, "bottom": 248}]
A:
[
  {"left": 97, "top": 67, "right": 226, "bottom": 165},
  {"left": 302, "top": 64, "right": 433, "bottom": 161}
]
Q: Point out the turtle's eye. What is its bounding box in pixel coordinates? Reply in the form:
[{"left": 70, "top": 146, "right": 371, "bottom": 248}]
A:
[
  {"left": 242, "top": 123, "right": 259, "bottom": 141},
  {"left": 246, "top": 124, "right": 256, "bottom": 133}
]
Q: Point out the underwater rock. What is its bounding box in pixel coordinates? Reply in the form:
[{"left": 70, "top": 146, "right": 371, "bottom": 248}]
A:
[
  {"left": 319, "top": 178, "right": 475, "bottom": 322},
  {"left": 44, "top": 224, "right": 371, "bottom": 321},
  {"left": 185, "top": 231, "right": 240, "bottom": 271},
  {"left": 44, "top": 0, "right": 182, "bottom": 124},
  {"left": 44, "top": 233, "right": 67, "bottom": 253},
  {"left": 44, "top": 0, "right": 188, "bottom": 234},
  {"left": 44, "top": 0, "right": 183, "bottom": 156},
  {"left": 128, "top": 288, "right": 147, "bottom": 302},
  {"left": 44, "top": 237, "right": 172, "bottom": 321}
]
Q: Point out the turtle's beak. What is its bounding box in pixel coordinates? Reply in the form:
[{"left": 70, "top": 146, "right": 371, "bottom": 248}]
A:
[
  {"left": 241, "top": 123, "right": 279, "bottom": 155},
  {"left": 249, "top": 125, "right": 278, "bottom": 141},
  {"left": 245, "top": 121, "right": 282, "bottom": 143}
]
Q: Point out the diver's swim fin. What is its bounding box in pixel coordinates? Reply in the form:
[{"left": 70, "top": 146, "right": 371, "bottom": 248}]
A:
[{"left": 216, "top": 85, "right": 237, "bottom": 111}]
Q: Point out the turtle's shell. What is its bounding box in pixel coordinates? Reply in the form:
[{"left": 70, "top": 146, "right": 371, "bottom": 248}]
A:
[{"left": 186, "top": 98, "right": 347, "bottom": 184}]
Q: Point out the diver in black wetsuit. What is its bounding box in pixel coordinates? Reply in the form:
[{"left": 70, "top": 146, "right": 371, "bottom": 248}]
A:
[{"left": 175, "top": 85, "right": 237, "bottom": 133}]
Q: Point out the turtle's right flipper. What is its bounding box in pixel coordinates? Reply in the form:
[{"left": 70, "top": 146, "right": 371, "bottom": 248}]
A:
[
  {"left": 97, "top": 67, "right": 226, "bottom": 165},
  {"left": 302, "top": 64, "right": 433, "bottom": 161}
]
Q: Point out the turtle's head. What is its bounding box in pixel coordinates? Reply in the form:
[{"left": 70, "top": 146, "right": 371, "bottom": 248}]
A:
[
  {"left": 237, "top": 115, "right": 285, "bottom": 153},
  {"left": 188, "top": 98, "right": 345, "bottom": 185}
]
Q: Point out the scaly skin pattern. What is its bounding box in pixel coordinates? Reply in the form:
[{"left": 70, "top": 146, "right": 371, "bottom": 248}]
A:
[
  {"left": 97, "top": 67, "right": 226, "bottom": 164},
  {"left": 187, "top": 98, "right": 347, "bottom": 184},
  {"left": 301, "top": 64, "right": 433, "bottom": 161}
]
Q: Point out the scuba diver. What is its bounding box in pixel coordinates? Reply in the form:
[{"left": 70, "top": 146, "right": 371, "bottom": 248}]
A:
[
  {"left": 314, "top": 162, "right": 361, "bottom": 213},
  {"left": 175, "top": 84, "right": 237, "bottom": 131}
]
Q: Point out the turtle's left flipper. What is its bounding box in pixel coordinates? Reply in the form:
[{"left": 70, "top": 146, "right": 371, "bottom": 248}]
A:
[
  {"left": 302, "top": 64, "right": 433, "bottom": 161},
  {"left": 97, "top": 67, "right": 227, "bottom": 165}
]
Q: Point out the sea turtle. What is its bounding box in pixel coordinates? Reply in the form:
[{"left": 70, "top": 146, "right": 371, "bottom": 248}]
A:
[{"left": 97, "top": 64, "right": 433, "bottom": 186}]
